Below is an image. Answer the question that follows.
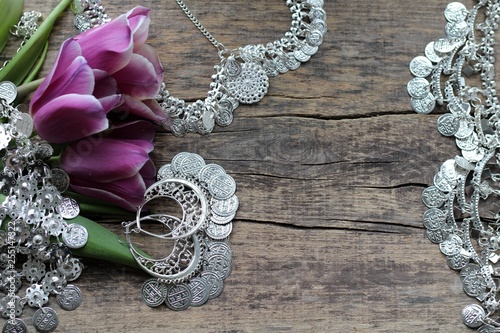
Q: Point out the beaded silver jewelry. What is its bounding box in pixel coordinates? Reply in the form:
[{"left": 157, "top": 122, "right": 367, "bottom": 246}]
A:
[{"left": 409, "top": 1, "right": 500, "bottom": 331}]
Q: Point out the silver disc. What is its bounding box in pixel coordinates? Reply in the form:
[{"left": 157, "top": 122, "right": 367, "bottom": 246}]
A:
[
  {"left": 62, "top": 223, "right": 88, "bottom": 249},
  {"left": 141, "top": 279, "right": 167, "bottom": 308},
  {"left": 208, "top": 174, "right": 236, "bottom": 200},
  {"left": 2, "top": 318, "right": 27, "bottom": 333},
  {"left": 204, "top": 253, "right": 232, "bottom": 280},
  {"left": 206, "top": 222, "right": 233, "bottom": 240},
  {"left": 422, "top": 208, "right": 446, "bottom": 230},
  {"left": 33, "top": 307, "right": 59, "bottom": 333},
  {"left": 410, "top": 92, "right": 436, "bottom": 114},
  {"left": 407, "top": 77, "right": 430, "bottom": 99},
  {"left": 187, "top": 277, "right": 210, "bottom": 307},
  {"left": 211, "top": 195, "right": 239, "bottom": 217},
  {"left": 0, "top": 81, "right": 17, "bottom": 105},
  {"left": 56, "top": 197, "right": 80, "bottom": 219},
  {"left": 165, "top": 284, "right": 192, "bottom": 311},
  {"left": 462, "top": 304, "right": 485, "bottom": 328},
  {"left": 409, "top": 56, "right": 434, "bottom": 78},
  {"left": 56, "top": 284, "right": 83, "bottom": 311},
  {"left": 437, "top": 113, "right": 459, "bottom": 137},
  {"left": 201, "top": 271, "right": 224, "bottom": 300}
]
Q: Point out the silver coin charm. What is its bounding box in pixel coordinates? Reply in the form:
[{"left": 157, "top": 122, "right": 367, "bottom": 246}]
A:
[
  {"left": 206, "top": 222, "right": 233, "bottom": 240},
  {"left": 208, "top": 174, "right": 236, "bottom": 200},
  {"left": 407, "top": 78, "right": 430, "bottom": 99},
  {"left": 14, "top": 113, "right": 33, "bottom": 138},
  {"left": 437, "top": 114, "right": 460, "bottom": 137},
  {"left": 211, "top": 195, "right": 239, "bottom": 217},
  {"left": 423, "top": 208, "right": 446, "bottom": 230},
  {"left": 187, "top": 277, "right": 210, "bottom": 307},
  {"left": 410, "top": 92, "right": 436, "bottom": 114},
  {"left": 444, "top": 2, "right": 468, "bottom": 23},
  {"left": 50, "top": 168, "right": 70, "bottom": 193},
  {"left": 205, "top": 253, "right": 232, "bottom": 280},
  {"left": 462, "top": 304, "right": 486, "bottom": 328},
  {"left": 439, "top": 234, "right": 463, "bottom": 256},
  {"left": 56, "top": 285, "right": 83, "bottom": 311},
  {"left": 165, "top": 284, "right": 192, "bottom": 311},
  {"left": 56, "top": 197, "right": 80, "bottom": 219},
  {"left": 2, "top": 318, "right": 27, "bottom": 333},
  {"left": 421, "top": 186, "right": 446, "bottom": 208},
  {"left": 409, "top": 56, "right": 434, "bottom": 78},
  {"left": 200, "top": 271, "right": 224, "bottom": 300},
  {"left": 32, "top": 307, "right": 59, "bottom": 333},
  {"left": 224, "top": 57, "right": 242, "bottom": 77},
  {"left": 62, "top": 223, "right": 88, "bottom": 249},
  {"left": 157, "top": 164, "right": 174, "bottom": 181},
  {"left": 0, "top": 82, "right": 17, "bottom": 105},
  {"left": 199, "top": 164, "right": 226, "bottom": 185},
  {"left": 141, "top": 279, "right": 167, "bottom": 308}
]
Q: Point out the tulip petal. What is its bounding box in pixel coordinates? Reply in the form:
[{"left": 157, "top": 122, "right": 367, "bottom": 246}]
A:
[
  {"left": 61, "top": 138, "right": 151, "bottom": 182},
  {"left": 126, "top": 7, "right": 151, "bottom": 50},
  {"left": 136, "top": 44, "right": 164, "bottom": 87},
  {"left": 69, "top": 174, "right": 146, "bottom": 211},
  {"left": 93, "top": 70, "right": 118, "bottom": 98},
  {"left": 139, "top": 158, "right": 156, "bottom": 185},
  {"left": 115, "top": 95, "right": 167, "bottom": 122},
  {"left": 33, "top": 94, "right": 109, "bottom": 143},
  {"left": 31, "top": 55, "right": 95, "bottom": 114},
  {"left": 106, "top": 120, "right": 155, "bottom": 140},
  {"left": 74, "top": 15, "right": 133, "bottom": 74},
  {"left": 113, "top": 53, "right": 160, "bottom": 99}
]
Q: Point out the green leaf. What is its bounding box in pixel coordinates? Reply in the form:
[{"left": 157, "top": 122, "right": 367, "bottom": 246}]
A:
[
  {"left": 0, "top": 0, "right": 24, "bottom": 54},
  {"left": 0, "top": 0, "right": 72, "bottom": 85}
]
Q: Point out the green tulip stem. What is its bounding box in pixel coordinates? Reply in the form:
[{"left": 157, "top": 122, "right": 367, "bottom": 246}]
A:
[{"left": 16, "top": 77, "right": 43, "bottom": 101}]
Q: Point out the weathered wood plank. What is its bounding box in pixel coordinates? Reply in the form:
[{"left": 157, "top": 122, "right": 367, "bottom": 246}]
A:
[{"left": 2, "top": 0, "right": 480, "bottom": 331}]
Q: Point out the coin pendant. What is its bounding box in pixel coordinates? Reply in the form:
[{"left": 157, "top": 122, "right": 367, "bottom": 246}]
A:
[
  {"left": 439, "top": 234, "right": 463, "bottom": 256},
  {"left": 14, "top": 113, "right": 33, "bottom": 138},
  {"left": 462, "top": 304, "right": 486, "bottom": 328},
  {"left": 57, "top": 197, "right": 80, "bottom": 219},
  {"left": 224, "top": 57, "right": 242, "bottom": 77},
  {"left": 446, "top": 253, "right": 469, "bottom": 270},
  {"left": 211, "top": 195, "right": 239, "bottom": 217},
  {"left": 423, "top": 208, "right": 446, "bottom": 230},
  {"left": 187, "top": 277, "right": 210, "bottom": 307},
  {"left": 56, "top": 284, "right": 83, "bottom": 311},
  {"left": 165, "top": 284, "right": 192, "bottom": 311},
  {"left": 208, "top": 174, "right": 236, "bottom": 200},
  {"left": 157, "top": 164, "right": 174, "bottom": 181},
  {"left": 33, "top": 307, "right": 59, "bottom": 333},
  {"left": 141, "top": 279, "right": 167, "bottom": 308},
  {"left": 437, "top": 113, "right": 460, "bottom": 137},
  {"left": 206, "top": 222, "right": 233, "bottom": 240},
  {"left": 205, "top": 253, "right": 232, "bottom": 280},
  {"left": 409, "top": 56, "right": 434, "bottom": 78},
  {"left": 433, "top": 171, "right": 454, "bottom": 193},
  {"left": 201, "top": 271, "right": 224, "bottom": 300},
  {"left": 0, "top": 82, "right": 17, "bottom": 105},
  {"left": 410, "top": 92, "right": 436, "bottom": 114},
  {"left": 407, "top": 78, "right": 430, "bottom": 99},
  {"left": 50, "top": 168, "right": 70, "bottom": 193},
  {"left": 2, "top": 318, "right": 27, "bottom": 333},
  {"left": 421, "top": 186, "right": 446, "bottom": 208},
  {"left": 199, "top": 164, "right": 226, "bottom": 186},
  {"left": 62, "top": 223, "right": 88, "bottom": 249},
  {"left": 444, "top": 2, "right": 468, "bottom": 23},
  {"left": 424, "top": 42, "right": 442, "bottom": 63},
  {"left": 178, "top": 153, "right": 206, "bottom": 178}
]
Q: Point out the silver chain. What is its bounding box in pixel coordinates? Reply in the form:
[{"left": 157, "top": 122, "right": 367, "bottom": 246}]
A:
[{"left": 175, "top": 0, "right": 224, "bottom": 51}]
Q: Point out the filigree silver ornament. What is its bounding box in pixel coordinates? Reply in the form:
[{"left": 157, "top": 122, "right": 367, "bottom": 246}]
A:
[{"left": 125, "top": 152, "right": 239, "bottom": 310}]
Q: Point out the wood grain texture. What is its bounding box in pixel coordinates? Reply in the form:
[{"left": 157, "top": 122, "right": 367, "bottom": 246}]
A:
[{"left": 4, "top": 0, "right": 479, "bottom": 332}]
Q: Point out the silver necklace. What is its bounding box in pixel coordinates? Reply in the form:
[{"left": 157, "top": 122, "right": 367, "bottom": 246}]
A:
[
  {"left": 408, "top": 1, "right": 500, "bottom": 331},
  {"left": 158, "top": 0, "right": 327, "bottom": 135},
  {"left": 72, "top": 0, "right": 327, "bottom": 135}
]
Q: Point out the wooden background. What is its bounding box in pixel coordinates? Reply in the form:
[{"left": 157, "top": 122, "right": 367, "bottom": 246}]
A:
[{"left": 5, "top": 0, "right": 478, "bottom": 332}]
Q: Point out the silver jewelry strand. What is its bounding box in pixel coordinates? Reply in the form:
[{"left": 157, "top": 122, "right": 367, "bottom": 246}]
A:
[
  {"left": 158, "top": 0, "right": 327, "bottom": 135},
  {"left": 0, "top": 11, "right": 42, "bottom": 72},
  {"left": 0, "top": 84, "right": 86, "bottom": 332},
  {"left": 70, "top": 0, "right": 327, "bottom": 135},
  {"left": 409, "top": 1, "right": 500, "bottom": 331},
  {"left": 123, "top": 152, "right": 239, "bottom": 310}
]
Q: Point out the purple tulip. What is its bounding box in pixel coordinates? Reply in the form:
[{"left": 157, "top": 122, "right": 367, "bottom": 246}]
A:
[
  {"left": 30, "top": 7, "right": 165, "bottom": 144},
  {"left": 60, "top": 121, "right": 156, "bottom": 211}
]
